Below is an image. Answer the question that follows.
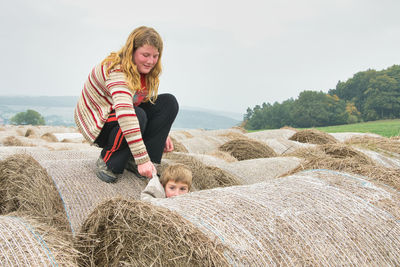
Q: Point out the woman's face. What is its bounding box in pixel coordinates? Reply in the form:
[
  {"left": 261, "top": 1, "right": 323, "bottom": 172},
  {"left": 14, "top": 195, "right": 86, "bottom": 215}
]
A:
[{"left": 133, "top": 44, "right": 159, "bottom": 74}]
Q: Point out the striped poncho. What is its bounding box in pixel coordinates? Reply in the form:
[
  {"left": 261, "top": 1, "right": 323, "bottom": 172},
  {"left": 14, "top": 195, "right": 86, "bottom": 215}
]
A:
[{"left": 74, "top": 62, "right": 150, "bottom": 164}]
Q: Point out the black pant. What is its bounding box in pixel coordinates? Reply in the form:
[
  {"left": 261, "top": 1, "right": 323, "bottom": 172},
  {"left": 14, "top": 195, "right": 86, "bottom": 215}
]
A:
[{"left": 94, "top": 93, "right": 179, "bottom": 173}]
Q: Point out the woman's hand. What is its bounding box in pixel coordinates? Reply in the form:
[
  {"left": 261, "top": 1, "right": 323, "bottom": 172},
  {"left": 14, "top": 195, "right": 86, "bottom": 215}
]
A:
[
  {"left": 164, "top": 136, "right": 174, "bottom": 152},
  {"left": 137, "top": 161, "right": 156, "bottom": 178}
]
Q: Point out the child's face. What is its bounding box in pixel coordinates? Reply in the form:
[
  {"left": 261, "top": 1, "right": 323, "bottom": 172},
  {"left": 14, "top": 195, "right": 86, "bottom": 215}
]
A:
[{"left": 165, "top": 180, "right": 189, "bottom": 198}]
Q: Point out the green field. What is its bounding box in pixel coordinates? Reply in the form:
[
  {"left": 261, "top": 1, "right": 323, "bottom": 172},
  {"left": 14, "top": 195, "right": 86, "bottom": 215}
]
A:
[{"left": 311, "top": 119, "right": 400, "bottom": 138}]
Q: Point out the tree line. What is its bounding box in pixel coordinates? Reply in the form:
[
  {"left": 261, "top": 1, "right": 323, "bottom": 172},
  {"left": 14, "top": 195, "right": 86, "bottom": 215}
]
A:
[{"left": 244, "top": 65, "right": 400, "bottom": 130}]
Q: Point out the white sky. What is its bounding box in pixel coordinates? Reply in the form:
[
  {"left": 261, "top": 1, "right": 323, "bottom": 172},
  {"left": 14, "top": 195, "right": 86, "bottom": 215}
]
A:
[{"left": 1, "top": 0, "right": 399, "bottom": 114}]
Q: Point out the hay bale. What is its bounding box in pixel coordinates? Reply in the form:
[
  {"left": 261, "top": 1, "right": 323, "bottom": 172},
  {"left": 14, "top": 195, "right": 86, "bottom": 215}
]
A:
[
  {"left": 24, "top": 128, "right": 37, "bottom": 137},
  {"left": 346, "top": 135, "right": 400, "bottom": 155},
  {"left": 219, "top": 138, "right": 277, "bottom": 161},
  {"left": 0, "top": 127, "right": 5, "bottom": 131},
  {"left": 0, "top": 154, "right": 71, "bottom": 233},
  {"left": 286, "top": 144, "right": 400, "bottom": 191},
  {"left": 246, "top": 128, "right": 297, "bottom": 140},
  {"left": 169, "top": 136, "right": 188, "bottom": 153},
  {"left": 0, "top": 215, "right": 78, "bottom": 266},
  {"left": 77, "top": 198, "right": 230, "bottom": 266},
  {"left": 163, "top": 153, "right": 242, "bottom": 190},
  {"left": 41, "top": 132, "right": 58, "bottom": 142},
  {"left": 2, "top": 136, "right": 34, "bottom": 147},
  {"left": 207, "top": 150, "right": 238, "bottom": 162},
  {"left": 289, "top": 129, "right": 337, "bottom": 144},
  {"left": 83, "top": 170, "right": 400, "bottom": 266}
]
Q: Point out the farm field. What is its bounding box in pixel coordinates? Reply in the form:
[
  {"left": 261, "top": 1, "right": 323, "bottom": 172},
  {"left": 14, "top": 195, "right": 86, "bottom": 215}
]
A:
[{"left": 312, "top": 119, "right": 400, "bottom": 138}]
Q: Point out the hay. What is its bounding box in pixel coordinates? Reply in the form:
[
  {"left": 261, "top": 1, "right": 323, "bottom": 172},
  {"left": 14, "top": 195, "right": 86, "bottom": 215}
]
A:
[
  {"left": 218, "top": 131, "right": 248, "bottom": 141},
  {"left": 230, "top": 126, "right": 247, "bottom": 133},
  {"left": 2, "top": 136, "right": 34, "bottom": 147},
  {"left": 24, "top": 128, "right": 37, "bottom": 137},
  {"left": 346, "top": 135, "right": 400, "bottom": 155},
  {"left": 77, "top": 198, "right": 230, "bottom": 266},
  {"left": 0, "top": 154, "right": 71, "bottom": 234},
  {"left": 169, "top": 136, "right": 188, "bottom": 153},
  {"left": 0, "top": 127, "right": 5, "bottom": 131},
  {"left": 0, "top": 215, "right": 79, "bottom": 266},
  {"left": 163, "top": 153, "right": 242, "bottom": 190},
  {"left": 286, "top": 143, "right": 400, "bottom": 191},
  {"left": 219, "top": 138, "right": 277, "bottom": 161},
  {"left": 207, "top": 150, "right": 238, "bottom": 162},
  {"left": 146, "top": 170, "right": 400, "bottom": 266},
  {"left": 41, "top": 132, "right": 59, "bottom": 142},
  {"left": 289, "top": 129, "right": 337, "bottom": 144},
  {"left": 280, "top": 125, "right": 298, "bottom": 132}
]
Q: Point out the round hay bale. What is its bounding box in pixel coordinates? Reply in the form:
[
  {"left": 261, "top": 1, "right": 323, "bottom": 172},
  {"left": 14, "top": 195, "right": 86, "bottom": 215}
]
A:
[
  {"left": 286, "top": 144, "right": 400, "bottom": 191},
  {"left": 219, "top": 138, "right": 277, "bottom": 161},
  {"left": 280, "top": 125, "right": 298, "bottom": 132},
  {"left": 230, "top": 126, "right": 247, "bottom": 133},
  {"left": 131, "top": 170, "right": 400, "bottom": 266},
  {"left": 0, "top": 154, "right": 71, "bottom": 233},
  {"left": 0, "top": 127, "right": 5, "bottom": 131},
  {"left": 162, "top": 153, "right": 242, "bottom": 190},
  {"left": 0, "top": 215, "right": 78, "bottom": 266},
  {"left": 207, "top": 150, "right": 238, "bottom": 162},
  {"left": 346, "top": 135, "right": 400, "bottom": 155},
  {"left": 24, "top": 128, "right": 37, "bottom": 138},
  {"left": 218, "top": 131, "right": 247, "bottom": 141},
  {"left": 77, "top": 198, "right": 230, "bottom": 266},
  {"left": 289, "top": 129, "right": 337, "bottom": 144},
  {"left": 41, "top": 132, "right": 58, "bottom": 142},
  {"left": 169, "top": 136, "right": 188, "bottom": 153},
  {"left": 2, "top": 136, "right": 34, "bottom": 147}
]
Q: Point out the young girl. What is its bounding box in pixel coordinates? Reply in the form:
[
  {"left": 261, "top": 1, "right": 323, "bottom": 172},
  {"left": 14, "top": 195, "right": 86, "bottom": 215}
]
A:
[{"left": 74, "top": 26, "right": 178, "bottom": 183}]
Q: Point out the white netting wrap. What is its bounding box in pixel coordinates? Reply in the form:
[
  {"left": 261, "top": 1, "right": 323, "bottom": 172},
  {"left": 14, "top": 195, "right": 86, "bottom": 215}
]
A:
[
  {"left": 41, "top": 158, "right": 147, "bottom": 233},
  {"left": 151, "top": 170, "right": 400, "bottom": 266},
  {"left": 0, "top": 216, "right": 77, "bottom": 266}
]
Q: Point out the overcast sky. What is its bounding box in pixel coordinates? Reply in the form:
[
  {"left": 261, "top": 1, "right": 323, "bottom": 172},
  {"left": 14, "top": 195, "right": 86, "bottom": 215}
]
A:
[{"left": 1, "top": 0, "right": 399, "bottom": 115}]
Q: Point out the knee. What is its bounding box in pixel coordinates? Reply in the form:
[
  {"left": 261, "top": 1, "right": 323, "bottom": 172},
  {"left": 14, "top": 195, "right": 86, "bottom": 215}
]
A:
[
  {"left": 159, "top": 93, "right": 179, "bottom": 116},
  {"left": 134, "top": 106, "right": 148, "bottom": 132}
]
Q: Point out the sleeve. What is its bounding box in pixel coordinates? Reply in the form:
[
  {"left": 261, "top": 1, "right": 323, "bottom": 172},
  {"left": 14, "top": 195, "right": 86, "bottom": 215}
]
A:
[
  {"left": 140, "top": 175, "right": 166, "bottom": 201},
  {"left": 105, "top": 68, "right": 150, "bottom": 164}
]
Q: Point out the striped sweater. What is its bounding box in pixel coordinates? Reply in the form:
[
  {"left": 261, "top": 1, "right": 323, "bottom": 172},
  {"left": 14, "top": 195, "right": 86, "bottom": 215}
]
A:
[{"left": 74, "top": 62, "right": 150, "bottom": 164}]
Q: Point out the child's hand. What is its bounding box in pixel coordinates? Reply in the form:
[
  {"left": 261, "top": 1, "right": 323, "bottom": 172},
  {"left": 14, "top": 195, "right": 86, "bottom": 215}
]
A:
[
  {"left": 138, "top": 161, "right": 156, "bottom": 178},
  {"left": 164, "top": 136, "right": 174, "bottom": 152}
]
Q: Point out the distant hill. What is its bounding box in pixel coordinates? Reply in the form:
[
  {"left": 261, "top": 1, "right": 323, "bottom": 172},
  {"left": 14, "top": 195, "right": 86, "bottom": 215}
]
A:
[{"left": 0, "top": 96, "right": 241, "bottom": 129}]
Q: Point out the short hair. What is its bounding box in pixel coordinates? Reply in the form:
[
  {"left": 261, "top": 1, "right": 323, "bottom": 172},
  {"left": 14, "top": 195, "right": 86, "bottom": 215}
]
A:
[{"left": 160, "top": 164, "right": 192, "bottom": 190}]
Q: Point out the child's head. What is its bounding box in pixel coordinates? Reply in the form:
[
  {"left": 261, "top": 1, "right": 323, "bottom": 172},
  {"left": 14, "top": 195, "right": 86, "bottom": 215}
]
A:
[{"left": 160, "top": 164, "right": 192, "bottom": 198}]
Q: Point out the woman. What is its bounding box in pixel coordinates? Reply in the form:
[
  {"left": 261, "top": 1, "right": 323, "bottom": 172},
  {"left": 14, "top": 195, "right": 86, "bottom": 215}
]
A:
[{"left": 74, "top": 26, "right": 178, "bottom": 183}]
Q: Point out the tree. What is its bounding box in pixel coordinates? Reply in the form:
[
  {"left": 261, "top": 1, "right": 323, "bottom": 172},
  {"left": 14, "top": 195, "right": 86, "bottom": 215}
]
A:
[{"left": 10, "top": 109, "right": 45, "bottom": 125}]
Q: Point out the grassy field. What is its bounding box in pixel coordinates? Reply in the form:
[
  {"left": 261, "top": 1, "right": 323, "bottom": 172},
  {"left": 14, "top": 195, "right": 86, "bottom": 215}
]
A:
[{"left": 311, "top": 119, "right": 400, "bottom": 138}]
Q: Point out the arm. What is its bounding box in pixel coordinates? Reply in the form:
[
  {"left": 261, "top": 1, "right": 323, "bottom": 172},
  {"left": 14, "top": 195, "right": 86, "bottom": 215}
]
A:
[{"left": 105, "top": 67, "right": 151, "bottom": 165}]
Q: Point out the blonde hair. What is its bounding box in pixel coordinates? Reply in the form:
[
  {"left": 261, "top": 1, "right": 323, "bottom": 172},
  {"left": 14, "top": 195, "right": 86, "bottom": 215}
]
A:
[
  {"left": 102, "top": 26, "right": 163, "bottom": 103},
  {"left": 160, "top": 164, "right": 192, "bottom": 190}
]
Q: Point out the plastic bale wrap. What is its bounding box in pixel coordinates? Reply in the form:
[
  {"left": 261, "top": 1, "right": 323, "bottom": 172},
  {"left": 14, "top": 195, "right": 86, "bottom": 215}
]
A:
[
  {"left": 0, "top": 215, "right": 79, "bottom": 266},
  {"left": 289, "top": 129, "right": 337, "bottom": 144},
  {"left": 145, "top": 170, "right": 400, "bottom": 266},
  {"left": 77, "top": 198, "right": 230, "bottom": 266},
  {"left": 219, "top": 138, "right": 277, "bottom": 161}
]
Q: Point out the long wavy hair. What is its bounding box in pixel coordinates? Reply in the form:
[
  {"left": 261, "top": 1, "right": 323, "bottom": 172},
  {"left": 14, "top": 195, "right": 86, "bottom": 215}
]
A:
[{"left": 102, "top": 26, "right": 163, "bottom": 103}]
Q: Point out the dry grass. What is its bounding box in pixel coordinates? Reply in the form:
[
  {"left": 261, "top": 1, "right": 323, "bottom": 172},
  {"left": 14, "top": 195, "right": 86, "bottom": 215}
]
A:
[
  {"left": 230, "top": 126, "right": 247, "bottom": 133},
  {"left": 346, "top": 136, "right": 400, "bottom": 155},
  {"left": 285, "top": 143, "right": 400, "bottom": 191},
  {"left": 0, "top": 154, "right": 71, "bottom": 235},
  {"left": 219, "top": 138, "right": 277, "bottom": 161},
  {"left": 182, "top": 131, "right": 194, "bottom": 138},
  {"left": 77, "top": 198, "right": 230, "bottom": 267},
  {"left": 207, "top": 150, "right": 238, "bottom": 162},
  {"left": 163, "top": 153, "right": 242, "bottom": 190},
  {"left": 169, "top": 136, "right": 188, "bottom": 153},
  {"left": 24, "top": 128, "right": 37, "bottom": 137},
  {"left": 218, "top": 131, "right": 248, "bottom": 141},
  {"left": 41, "top": 132, "right": 59, "bottom": 142},
  {"left": 289, "top": 129, "right": 337, "bottom": 144},
  {"left": 2, "top": 136, "right": 35, "bottom": 147}
]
